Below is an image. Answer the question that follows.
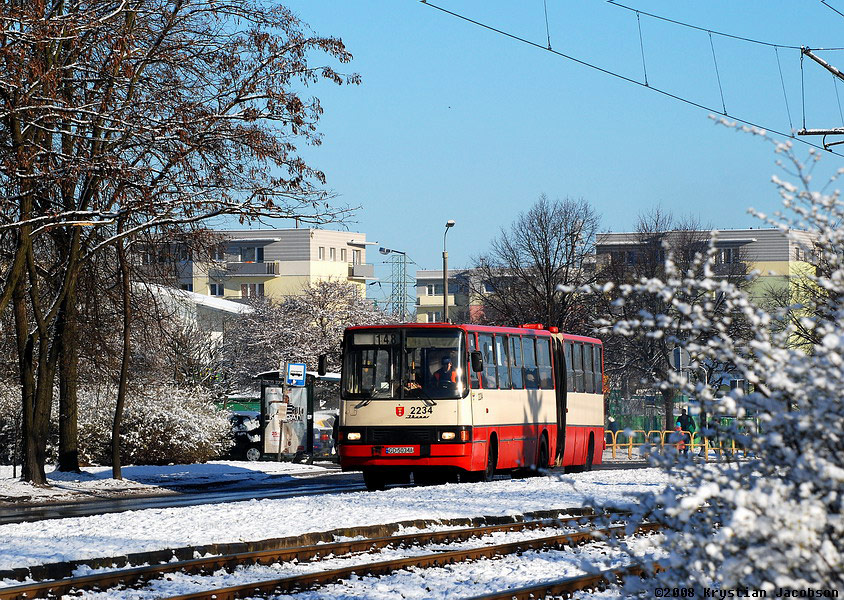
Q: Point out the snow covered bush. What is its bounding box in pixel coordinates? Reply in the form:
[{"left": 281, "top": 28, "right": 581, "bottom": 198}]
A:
[
  {"left": 0, "top": 384, "right": 21, "bottom": 465},
  {"left": 74, "top": 384, "right": 232, "bottom": 466},
  {"left": 0, "top": 383, "right": 231, "bottom": 467},
  {"left": 599, "top": 135, "right": 844, "bottom": 593}
]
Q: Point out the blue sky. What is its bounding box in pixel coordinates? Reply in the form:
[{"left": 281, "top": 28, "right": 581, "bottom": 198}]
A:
[{"left": 228, "top": 1, "right": 844, "bottom": 297}]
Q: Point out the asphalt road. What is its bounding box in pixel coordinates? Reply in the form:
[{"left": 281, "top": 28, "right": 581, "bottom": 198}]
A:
[{"left": 0, "top": 461, "right": 649, "bottom": 526}]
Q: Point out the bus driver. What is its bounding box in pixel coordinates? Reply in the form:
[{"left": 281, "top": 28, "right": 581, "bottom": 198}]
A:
[{"left": 433, "top": 355, "right": 458, "bottom": 388}]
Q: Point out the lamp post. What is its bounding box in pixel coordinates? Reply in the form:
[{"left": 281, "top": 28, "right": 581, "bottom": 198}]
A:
[{"left": 443, "top": 220, "right": 455, "bottom": 322}]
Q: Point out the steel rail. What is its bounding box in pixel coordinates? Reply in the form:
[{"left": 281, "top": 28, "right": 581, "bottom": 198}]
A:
[
  {"left": 0, "top": 506, "right": 602, "bottom": 583},
  {"left": 159, "top": 523, "right": 661, "bottom": 600},
  {"left": 0, "top": 514, "right": 618, "bottom": 600},
  {"left": 464, "top": 563, "right": 665, "bottom": 599}
]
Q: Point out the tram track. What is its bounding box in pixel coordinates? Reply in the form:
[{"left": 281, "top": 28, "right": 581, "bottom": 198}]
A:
[
  {"left": 465, "top": 563, "right": 663, "bottom": 600},
  {"left": 0, "top": 508, "right": 659, "bottom": 600}
]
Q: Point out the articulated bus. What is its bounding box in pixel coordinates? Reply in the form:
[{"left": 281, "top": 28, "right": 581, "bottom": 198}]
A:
[{"left": 337, "top": 323, "right": 605, "bottom": 490}]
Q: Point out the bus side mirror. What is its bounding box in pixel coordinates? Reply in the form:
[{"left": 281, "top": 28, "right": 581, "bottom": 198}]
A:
[
  {"left": 470, "top": 351, "right": 483, "bottom": 373},
  {"left": 317, "top": 354, "right": 327, "bottom": 376}
]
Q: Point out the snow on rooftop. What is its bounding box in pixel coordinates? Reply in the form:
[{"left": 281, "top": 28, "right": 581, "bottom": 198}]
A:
[{"left": 144, "top": 284, "right": 253, "bottom": 315}]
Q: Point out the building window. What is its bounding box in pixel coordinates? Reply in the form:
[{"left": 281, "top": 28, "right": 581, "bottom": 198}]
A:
[
  {"left": 211, "top": 246, "right": 225, "bottom": 261},
  {"left": 483, "top": 281, "right": 495, "bottom": 294},
  {"left": 180, "top": 283, "right": 193, "bottom": 292},
  {"left": 240, "top": 283, "right": 264, "bottom": 298},
  {"left": 329, "top": 247, "right": 336, "bottom": 261},
  {"left": 352, "top": 249, "right": 361, "bottom": 264},
  {"left": 721, "top": 248, "right": 735, "bottom": 264},
  {"left": 318, "top": 246, "right": 325, "bottom": 260},
  {"left": 428, "top": 311, "right": 442, "bottom": 323},
  {"left": 341, "top": 248, "right": 347, "bottom": 262},
  {"left": 626, "top": 251, "right": 636, "bottom": 266},
  {"left": 240, "top": 247, "right": 264, "bottom": 263},
  {"left": 209, "top": 283, "right": 224, "bottom": 296}
]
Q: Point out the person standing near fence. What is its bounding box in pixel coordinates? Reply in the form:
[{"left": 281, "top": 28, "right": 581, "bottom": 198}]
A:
[{"left": 677, "top": 409, "right": 695, "bottom": 455}]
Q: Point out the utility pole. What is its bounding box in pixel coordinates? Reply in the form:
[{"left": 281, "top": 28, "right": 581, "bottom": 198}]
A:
[{"left": 443, "top": 220, "right": 455, "bottom": 322}]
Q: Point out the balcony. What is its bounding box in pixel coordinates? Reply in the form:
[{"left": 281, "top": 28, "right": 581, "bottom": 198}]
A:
[
  {"left": 349, "top": 263, "right": 375, "bottom": 279},
  {"left": 225, "top": 261, "right": 280, "bottom": 276}
]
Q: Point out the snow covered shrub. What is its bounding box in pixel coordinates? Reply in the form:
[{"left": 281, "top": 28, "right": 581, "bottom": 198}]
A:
[
  {"left": 76, "top": 384, "right": 232, "bottom": 465},
  {"left": 0, "top": 384, "right": 22, "bottom": 465},
  {"left": 597, "top": 136, "right": 843, "bottom": 593}
]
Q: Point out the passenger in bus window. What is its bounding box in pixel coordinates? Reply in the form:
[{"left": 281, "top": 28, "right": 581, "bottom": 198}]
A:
[
  {"left": 523, "top": 337, "right": 539, "bottom": 390},
  {"left": 433, "top": 355, "right": 458, "bottom": 388}
]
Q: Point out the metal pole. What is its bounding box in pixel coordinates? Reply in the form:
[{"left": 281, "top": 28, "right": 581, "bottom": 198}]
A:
[
  {"left": 443, "top": 220, "right": 454, "bottom": 322},
  {"left": 442, "top": 249, "right": 448, "bottom": 322}
]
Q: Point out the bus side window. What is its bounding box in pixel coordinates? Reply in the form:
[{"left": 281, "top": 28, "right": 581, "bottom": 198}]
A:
[
  {"left": 523, "top": 336, "right": 538, "bottom": 389},
  {"left": 574, "top": 343, "right": 584, "bottom": 392},
  {"left": 565, "top": 341, "right": 575, "bottom": 392},
  {"left": 536, "top": 338, "right": 553, "bottom": 389},
  {"left": 497, "top": 335, "right": 511, "bottom": 389},
  {"left": 584, "top": 344, "right": 594, "bottom": 393},
  {"left": 479, "top": 333, "right": 497, "bottom": 389},
  {"left": 510, "top": 336, "right": 524, "bottom": 389},
  {"left": 468, "top": 332, "right": 480, "bottom": 389},
  {"left": 594, "top": 344, "right": 603, "bottom": 392}
]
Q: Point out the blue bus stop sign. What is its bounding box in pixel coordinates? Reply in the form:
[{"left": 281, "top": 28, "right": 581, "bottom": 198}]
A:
[{"left": 286, "top": 363, "right": 307, "bottom": 387}]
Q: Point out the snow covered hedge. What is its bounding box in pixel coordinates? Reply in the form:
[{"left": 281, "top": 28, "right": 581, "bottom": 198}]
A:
[
  {"left": 74, "top": 385, "right": 232, "bottom": 466},
  {"left": 0, "top": 384, "right": 231, "bottom": 466},
  {"left": 600, "top": 134, "right": 843, "bottom": 593}
]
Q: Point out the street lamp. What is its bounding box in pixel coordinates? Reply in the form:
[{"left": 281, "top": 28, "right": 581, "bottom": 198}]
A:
[{"left": 443, "top": 220, "right": 455, "bottom": 322}]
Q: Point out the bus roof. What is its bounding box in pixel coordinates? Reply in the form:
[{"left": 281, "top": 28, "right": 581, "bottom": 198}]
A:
[{"left": 345, "top": 322, "right": 602, "bottom": 345}]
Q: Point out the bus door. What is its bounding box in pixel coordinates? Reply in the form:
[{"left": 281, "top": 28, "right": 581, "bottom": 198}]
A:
[{"left": 552, "top": 336, "right": 569, "bottom": 464}]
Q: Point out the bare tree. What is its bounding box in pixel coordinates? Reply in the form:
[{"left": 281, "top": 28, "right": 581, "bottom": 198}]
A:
[
  {"left": 594, "top": 209, "right": 753, "bottom": 430},
  {"left": 472, "top": 195, "right": 600, "bottom": 334},
  {"left": 0, "top": 0, "right": 358, "bottom": 483},
  {"left": 220, "top": 280, "right": 389, "bottom": 391}
]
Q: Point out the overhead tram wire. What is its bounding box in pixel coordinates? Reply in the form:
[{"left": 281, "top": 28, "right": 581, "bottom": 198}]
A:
[
  {"left": 821, "top": 0, "right": 844, "bottom": 21},
  {"left": 775, "top": 47, "right": 795, "bottom": 134},
  {"left": 418, "top": 0, "right": 844, "bottom": 159},
  {"left": 608, "top": 0, "right": 844, "bottom": 51}
]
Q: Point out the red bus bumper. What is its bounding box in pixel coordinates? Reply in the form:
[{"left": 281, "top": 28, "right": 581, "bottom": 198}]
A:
[{"left": 339, "top": 442, "right": 476, "bottom": 471}]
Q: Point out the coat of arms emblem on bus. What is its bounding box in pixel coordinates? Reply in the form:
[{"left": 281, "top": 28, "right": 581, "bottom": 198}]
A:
[{"left": 395, "top": 406, "right": 405, "bottom": 416}]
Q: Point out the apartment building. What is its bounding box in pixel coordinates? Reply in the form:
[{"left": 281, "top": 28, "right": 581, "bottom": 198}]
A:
[
  {"left": 595, "top": 227, "right": 818, "bottom": 300},
  {"left": 415, "top": 269, "right": 483, "bottom": 323},
  {"left": 177, "top": 228, "right": 376, "bottom": 301}
]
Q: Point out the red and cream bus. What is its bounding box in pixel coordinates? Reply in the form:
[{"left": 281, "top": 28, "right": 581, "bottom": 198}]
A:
[{"left": 337, "top": 323, "right": 604, "bottom": 490}]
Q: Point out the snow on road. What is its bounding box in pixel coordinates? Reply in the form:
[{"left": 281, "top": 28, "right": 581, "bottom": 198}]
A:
[{"left": 0, "top": 466, "right": 667, "bottom": 572}]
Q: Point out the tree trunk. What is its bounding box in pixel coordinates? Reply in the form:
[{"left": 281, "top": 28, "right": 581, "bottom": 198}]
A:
[
  {"left": 112, "top": 233, "right": 131, "bottom": 480},
  {"left": 57, "top": 293, "right": 81, "bottom": 472},
  {"left": 14, "top": 285, "right": 57, "bottom": 485},
  {"left": 14, "top": 282, "right": 45, "bottom": 485},
  {"left": 662, "top": 386, "right": 676, "bottom": 431}
]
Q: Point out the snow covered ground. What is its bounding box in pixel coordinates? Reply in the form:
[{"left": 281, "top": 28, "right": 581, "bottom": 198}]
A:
[
  {"left": 0, "top": 461, "right": 668, "bottom": 573},
  {"left": 0, "top": 460, "right": 332, "bottom": 504}
]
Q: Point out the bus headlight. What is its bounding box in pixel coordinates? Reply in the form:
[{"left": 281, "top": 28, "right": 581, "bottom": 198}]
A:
[
  {"left": 440, "top": 431, "right": 456, "bottom": 441},
  {"left": 346, "top": 432, "right": 361, "bottom": 441}
]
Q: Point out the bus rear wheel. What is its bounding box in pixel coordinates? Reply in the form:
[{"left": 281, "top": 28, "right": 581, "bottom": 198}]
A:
[
  {"left": 535, "top": 434, "right": 549, "bottom": 475},
  {"left": 363, "top": 470, "right": 387, "bottom": 491},
  {"left": 584, "top": 434, "right": 595, "bottom": 472}
]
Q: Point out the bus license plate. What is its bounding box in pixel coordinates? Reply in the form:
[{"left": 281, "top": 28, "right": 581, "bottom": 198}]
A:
[{"left": 385, "top": 446, "right": 415, "bottom": 455}]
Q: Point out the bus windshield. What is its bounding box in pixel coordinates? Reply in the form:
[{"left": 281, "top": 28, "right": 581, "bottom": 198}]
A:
[{"left": 342, "top": 329, "right": 465, "bottom": 400}]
